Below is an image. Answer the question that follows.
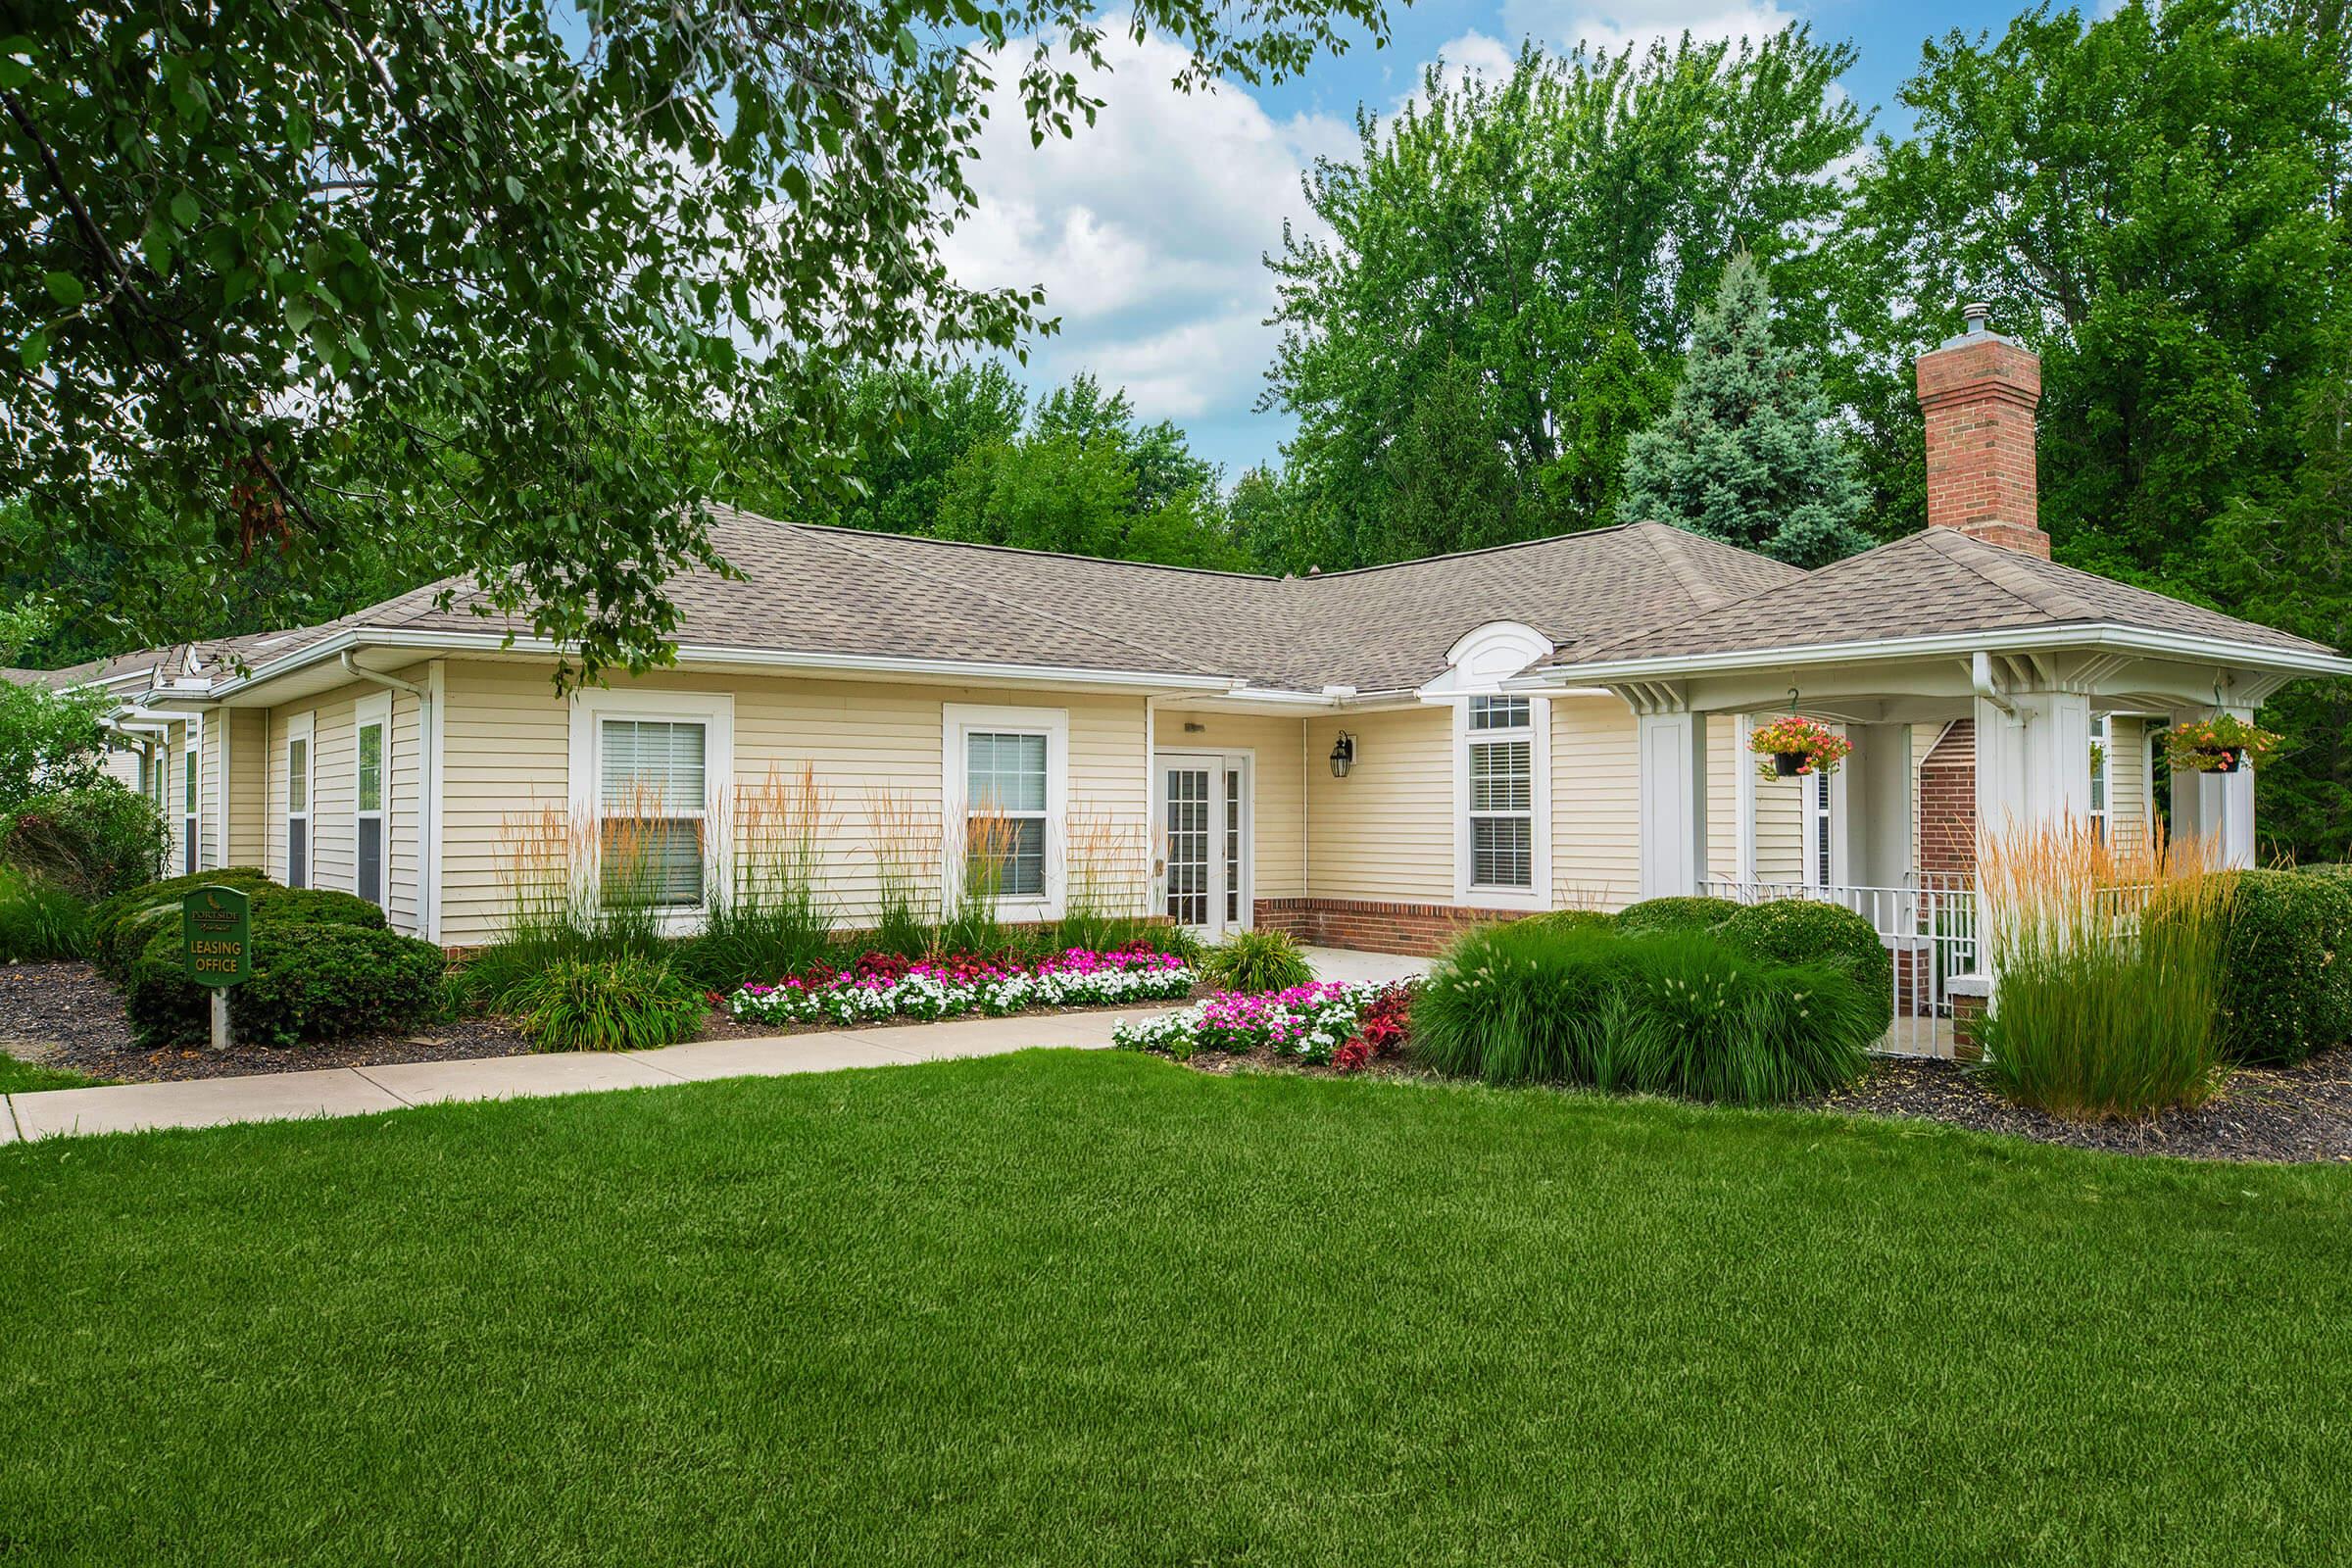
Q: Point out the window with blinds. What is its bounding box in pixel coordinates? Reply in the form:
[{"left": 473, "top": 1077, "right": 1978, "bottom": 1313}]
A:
[
  {"left": 1467, "top": 701, "right": 1533, "bottom": 890},
  {"left": 182, "top": 748, "right": 198, "bottom": 874},
  {"left": 357, "top": 719, "right": 385, "bottom": 907},
  {"left": 600, "top": 718, "right": 708, "bottom": 907},
  {"left": 964, "top": 731, "right": 1048, "bottom": 899}
]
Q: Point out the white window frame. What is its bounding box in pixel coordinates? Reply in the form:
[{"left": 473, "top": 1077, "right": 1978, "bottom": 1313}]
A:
[
  {"left": 943, "top": 703, "right": 1069, "bottom": 922},
  {"left": 1452, "top": 694, "right": 1550, "bottom": 909},
  {"left": 567, "top": 688, "right": 735, "bottom": 934},
  {"left": 1803, "top": 765, "right": 1835, "bottom": 892},
  {"left": 284, "top": 711, "right": 314, "bottom": 889},
  {"left": 181, "top": 729, "right": 200, "bottom": 875},
  {"left": 354, "top": 691, "right": 391, "bottom": 909}
]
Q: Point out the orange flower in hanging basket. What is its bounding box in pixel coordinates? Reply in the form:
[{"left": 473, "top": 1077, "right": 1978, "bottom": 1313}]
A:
[{"left": 1749, "top": 715, "right": 1853, "bottom": 780}]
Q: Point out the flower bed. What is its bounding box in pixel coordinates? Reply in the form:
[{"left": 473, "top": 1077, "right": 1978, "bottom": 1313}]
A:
[
  {"left": 730, "top": 944, "right": 1195, "bottom": 1026},
  {"left": 1112, "top": 980, "right": 1409, "bottom": 1069}
]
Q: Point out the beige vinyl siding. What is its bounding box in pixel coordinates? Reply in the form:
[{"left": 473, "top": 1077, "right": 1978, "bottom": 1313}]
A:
[
  {"left": 1751, "top": 737, "right": 1809, "bottom": 885},
  {"left": 225, "top": 710, "right": 269, "bottom": 866},
  {"left": 2106, "top": 715, "right": 2148, "bottom": 850},
  {"left": 1303, "top": 707, "right": 1453, "bottom": 905},
  {"left": 1706, "top": 717, "right": 1740, "bottom": 882},
  {"left": 159, "top": 720, "right": 189, "bottom": 875},
  {"left": 435, "top": 661, "right": 1152, "bottom": 948},
  {"left": 1157, "top": 710, "right": 1306, "bottom": 903},
  {"left": 99, "top": 745, "right": 142, "bottom": 794},
  {"left": 261, "top": 673, "right": 428, "bottom": 928},
  {"left": 197, "top": 713, "right": 223, "bottom": 871},
  {"left": 1550, "top": 696, "right": 1639, "bottom": 911}
]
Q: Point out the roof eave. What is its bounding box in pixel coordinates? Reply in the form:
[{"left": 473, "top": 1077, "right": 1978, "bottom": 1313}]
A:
[
  {"left": 186, "top": 625, "right": 1243, "bottom": 701},
  {"left": 1513, "top": 622, "right": 2352, "bottom": 688}
]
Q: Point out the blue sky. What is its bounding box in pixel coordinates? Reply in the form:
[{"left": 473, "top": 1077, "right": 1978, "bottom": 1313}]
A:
[{"left": 941, "top": 0, "right": 2032, "bottom": 477}]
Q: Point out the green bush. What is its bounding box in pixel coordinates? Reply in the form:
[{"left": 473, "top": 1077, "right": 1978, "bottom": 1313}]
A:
[
  {"left": 1718, "top": 899, "right": 1893, "bottom": 1036},
  {"left": 1409, "top": 920, "right": 1877, "bottom": 1104},
  {"left": 0, "top": 780, "right": 168, "bottom": 900},
  {"left": 513, "top": 956, "right": 709, "bottom": 1052},
  {"left": 2291, "top": 862, "right": 2352, "bottom": 887},
  {"left": 1614, "top": 896, "right": 1742, "bottom": 937},
  {"left": 1525, "top": 908, "right": 1614, "bottom": 936},
  {"left": 1200, "top": 928, "right": 1314, "bottom": 993},
  {"left": 2212, "top": 869, "right": 2352, "bottom": 1066},
  {"left": 87, "top": 867, "right": 277, "bottom": 978},
  {"left": 125, "top": 913, "right": 447, "bottom": 1049},
  {"left": 0, "top": 865, "right": 86, "bottom": 960}
]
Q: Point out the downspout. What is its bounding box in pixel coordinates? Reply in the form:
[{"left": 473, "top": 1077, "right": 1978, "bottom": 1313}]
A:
[{"left": 340, "top": 652, "right": 435, "bottom": 941}]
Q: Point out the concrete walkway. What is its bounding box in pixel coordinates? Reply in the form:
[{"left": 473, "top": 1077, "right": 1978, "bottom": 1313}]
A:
[{"left": 2, "top": 946, "right": 1430, "bottom": 1143}]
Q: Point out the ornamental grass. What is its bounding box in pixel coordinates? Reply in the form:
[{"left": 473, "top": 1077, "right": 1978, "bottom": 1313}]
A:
[{"left": 1974, "top": 823, "right": 2233, "bottom": 1120}]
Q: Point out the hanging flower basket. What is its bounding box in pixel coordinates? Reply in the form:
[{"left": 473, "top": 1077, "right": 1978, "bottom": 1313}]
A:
[
  {"left": 1750, "top": 715, "right": 1852, "bottom": 781},
  {"left": 2163, "top": 714, "right": 2282, "bottom": 774}
]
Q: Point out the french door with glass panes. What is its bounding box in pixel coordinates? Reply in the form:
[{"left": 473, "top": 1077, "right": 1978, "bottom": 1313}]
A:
[{"left": 1155, "top": 753, "right": 1251, "bottom": 941}]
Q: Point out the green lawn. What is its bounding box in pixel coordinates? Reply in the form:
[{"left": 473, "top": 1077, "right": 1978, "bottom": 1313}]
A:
[
  {"left": 3, "top": 1053, "right": 2347, "bottom": 1566},
  {"left": 0, "top": 1051, "right": 104, "bottom": 1094}
]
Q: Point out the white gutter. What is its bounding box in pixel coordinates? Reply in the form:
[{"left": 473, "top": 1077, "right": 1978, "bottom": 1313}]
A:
[
  {"left": 1513, "top": 621, "right": 2352, "bottom": 686},
  {"left": 181, "top": 625, "right": 1242, "bottom": 703},
  {"left": 339, "top": 652, "right": 436, "bottom": 941}
]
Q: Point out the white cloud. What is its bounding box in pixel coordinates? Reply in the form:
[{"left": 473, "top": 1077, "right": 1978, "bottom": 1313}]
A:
[
  {"left": 1499, "top": 0, "right": 1798, "bottom": 56},
  {"left": 940, "top": 28, "right": 1350, "bottom": 424}
]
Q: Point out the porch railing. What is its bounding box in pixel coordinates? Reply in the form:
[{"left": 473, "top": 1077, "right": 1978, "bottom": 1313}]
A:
[{"left": 1698, "top": 873, "right": 1979, "bottom": 1057}]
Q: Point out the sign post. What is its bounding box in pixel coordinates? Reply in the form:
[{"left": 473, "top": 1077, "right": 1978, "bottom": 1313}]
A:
[{"left": 181, "top": 886, "right": 253, "bottom": 1051}]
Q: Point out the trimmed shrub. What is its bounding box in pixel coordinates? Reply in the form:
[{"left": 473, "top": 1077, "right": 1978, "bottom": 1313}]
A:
[
  {"left": 2212, "top": 869, "right": 2352, "bottom": 1066},
  {"left": 125, "top": 913, "right": 446, "bottom": 1049},
  {"left": 0, "top": 865, "right": 86, "bottom": 960},
  {"left": 514, "top": 956, "right": 709, "bottom": 1052},
  {"left": 2292, "top": 862, "right": 2352, "bottom": 887},
  {"left": 88, "top": 867, "right": 274, "bottom": 977},
  {"left": 1718, "top": 899, "right": 1893, "bottom": 1036},
  {"left": 1200, "top": 927, "right": 1314, "bottom": 993},
  {"left": 1408, "top": 919, "right": 1877, "bottom": 1104},
  {"left": 0, "top": 779, "right": 167, "bottom": 900},
  {"left": 1614, "top": 896, "right": 1741, "bottom": 937},
  {"left": 1525, "top": 908, "right": 1614, "bottom": 936}
]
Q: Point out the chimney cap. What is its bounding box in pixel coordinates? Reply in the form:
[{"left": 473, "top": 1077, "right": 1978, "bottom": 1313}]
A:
[{"left": 1962, "top": 301, "right": 1992, "bottom": 334}]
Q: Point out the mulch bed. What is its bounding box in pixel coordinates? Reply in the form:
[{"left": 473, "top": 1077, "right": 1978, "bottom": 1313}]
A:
[{"left": 1810, "top": 1049, "right": 2352, "bottom": 1164}]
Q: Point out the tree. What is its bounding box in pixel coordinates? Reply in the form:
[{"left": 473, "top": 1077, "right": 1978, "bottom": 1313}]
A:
[
  {"left": 934, "top": 373, "right": 1243, "bottom": 566},
  {"left": 1, "top": 0, "right": 1384, "bottom": 683},
  {"left": 0, "top": 605, "right": 111, "bottom": 802},
  {"left": 1619, "top": 253, "right": 1872, "bottom": 566},
  {"left": 1262, "top": 29, "right": 1866, "bottom": 569},
  {"left": 1835, "top": 0, "right": 2352, "bottom": 858}
]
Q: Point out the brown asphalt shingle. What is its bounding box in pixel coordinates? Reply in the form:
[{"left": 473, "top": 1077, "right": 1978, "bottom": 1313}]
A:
[{"left": 1553, "top": 527, "right": 2334, "bottom": 665}]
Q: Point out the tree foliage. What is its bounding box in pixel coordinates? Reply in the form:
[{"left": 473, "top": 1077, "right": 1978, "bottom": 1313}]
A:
[
  {"left": 1620, "top": 252, "right": 1871, "bottom": 565},
  {"left": 1, "top": 0, "right": 1382, "bottom": 683},
  {"left": 1831, "top": 0, "right": 2352, "bottom": 858},
  {"left": 0, "top": 605, "right": 112, "bottom": 802},
  {"left": 1258, "top": 29, "right": 1866, "bottom": 570}
]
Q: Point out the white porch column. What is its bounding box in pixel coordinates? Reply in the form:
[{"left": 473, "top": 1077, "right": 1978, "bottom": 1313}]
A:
[
  {"left": 2169, "top": 707, "right": 2257, "bottom": 868},
  {"left": 1635, "top": 704, "right": 1708, "bottom": 899},
  {"left": 1841, "top": 722, "right": 1914, "bottom": 890},
  {"left": 1973, "top": 687, "right": 2093, "bottom": 845}
]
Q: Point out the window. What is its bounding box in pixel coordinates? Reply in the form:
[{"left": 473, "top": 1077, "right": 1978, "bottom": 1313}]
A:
[
  {"left": 2088, "top": 713, "right": 2112, "bottom": 843},
  {"left": 1806, "top": 768, "right": 1834, "bottom": 890},
  {"left": 1224, "top": 764, "right": 1243, "bottom": 925},
  {"left": 965, "top": 731, "right": 1049, "bottom": 898},
  {"left": 1467, "top": 699, "right": 1534, "bottom": 890},
  {"left": 356, "top": 701, "right": 387, "bottom": 907},
  {"left": 600, "top": 718, "right": 709, "bottom": 907},
  {"left": 182, "top": 745, "right": 199, "bottom": 875},
  {"left": 285, "top": 720, "right": 311, "bottom": 889}
]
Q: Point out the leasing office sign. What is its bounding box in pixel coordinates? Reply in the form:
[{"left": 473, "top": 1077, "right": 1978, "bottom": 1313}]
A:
[{"left": 181, "top": 885, "right": 253, "bottom": 987}]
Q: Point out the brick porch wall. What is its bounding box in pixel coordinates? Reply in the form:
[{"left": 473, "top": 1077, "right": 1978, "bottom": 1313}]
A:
[
  {"left": 1254, "top": 898, "right": 1530, "bottom": 956},
  {"left": 1918, "top": 719, "right": 1977, "bottom": 882}
]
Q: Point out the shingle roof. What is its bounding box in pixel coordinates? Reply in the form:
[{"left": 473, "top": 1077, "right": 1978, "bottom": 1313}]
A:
[
  {"left": 204, "top": 510, "right": 1809, "bottom": 694},
  {"left": 25, "top": 513, "right": 2333, "bottom": 698},
  {"left": 1551, "top": 526, "right": 2335, "bottom": 666}
]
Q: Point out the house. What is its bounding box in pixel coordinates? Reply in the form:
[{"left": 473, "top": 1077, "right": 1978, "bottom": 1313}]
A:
[{"left": 53, "top": 314, "right": 2351, "bottom": 1024}]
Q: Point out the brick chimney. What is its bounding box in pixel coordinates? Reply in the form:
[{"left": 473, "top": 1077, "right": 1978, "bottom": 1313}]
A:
[{"left": 1915, "top": 302, "right": 2048, "bottom": 558}]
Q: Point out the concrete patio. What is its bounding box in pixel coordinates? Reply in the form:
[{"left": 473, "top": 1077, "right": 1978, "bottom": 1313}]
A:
[{"left": 2, "top": 947, "right": 1431, "bottom": 1143}]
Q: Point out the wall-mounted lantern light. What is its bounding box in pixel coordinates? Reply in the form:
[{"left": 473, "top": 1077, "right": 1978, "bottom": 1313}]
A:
[{"left": 1329, "top": 731, "right": 1356, "bottom": 778}]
